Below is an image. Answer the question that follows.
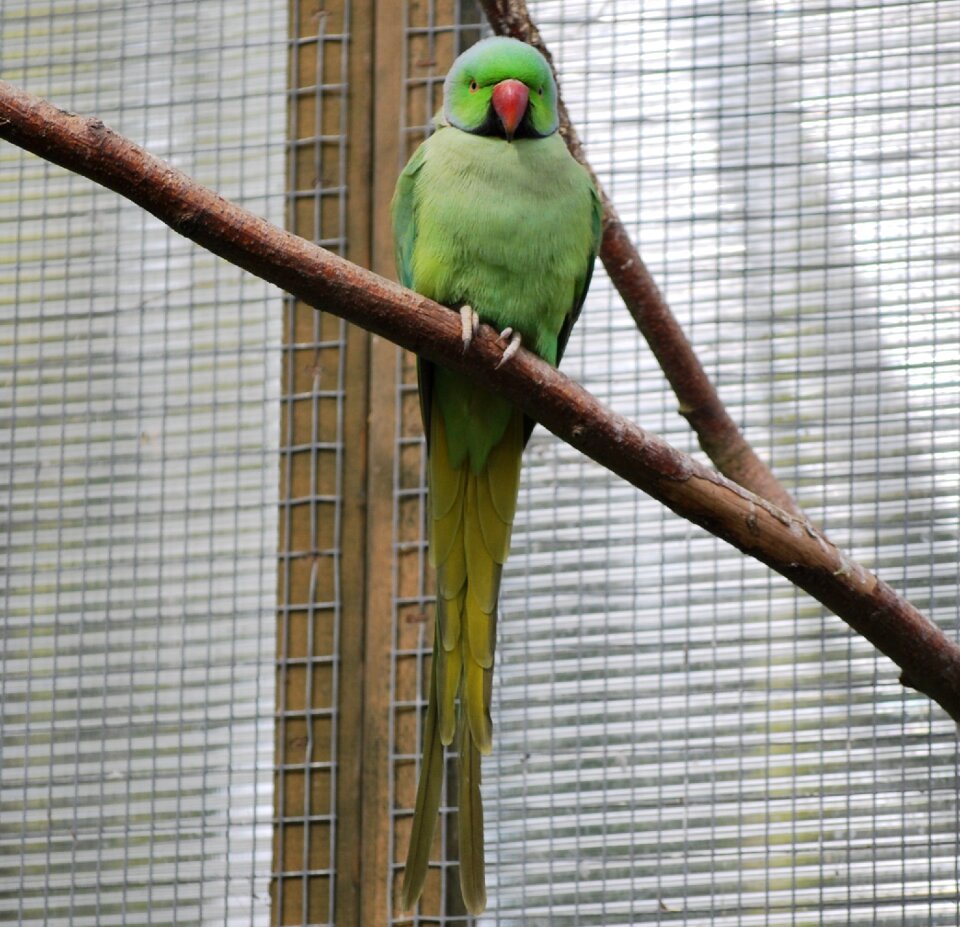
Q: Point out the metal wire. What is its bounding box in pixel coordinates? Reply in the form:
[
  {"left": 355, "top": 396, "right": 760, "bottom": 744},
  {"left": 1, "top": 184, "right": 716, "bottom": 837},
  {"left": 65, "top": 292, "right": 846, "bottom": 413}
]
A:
[
  {"left": 388, "top": 0, "right": 960, "bottom": 923},
  {"left": 273, "top": 2, "right": 351, "bottom": 924},
  {"left": 3, "top": 1, "right": 959, "bottom": 924},
  {"left": 0, "top": 2, "right": 284, "bottom": 925}
]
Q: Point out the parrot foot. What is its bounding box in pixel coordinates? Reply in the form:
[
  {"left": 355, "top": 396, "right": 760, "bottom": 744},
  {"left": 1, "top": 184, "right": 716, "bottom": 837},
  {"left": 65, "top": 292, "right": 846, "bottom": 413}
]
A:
[
  {"left": 460, "top": 305, "right": 480, "bottom": 352},
  {"left": 496, "top": 330, "right": 522, "bottom": 368}
]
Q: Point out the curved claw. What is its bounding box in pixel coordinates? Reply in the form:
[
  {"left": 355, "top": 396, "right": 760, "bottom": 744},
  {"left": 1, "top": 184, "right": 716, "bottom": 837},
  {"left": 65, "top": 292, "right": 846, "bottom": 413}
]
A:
[
  {"left": 461, "top": 305, "right": 481, "bottom": 352},
  {"left": 496, "top": 331, "right": 522, "bottom": 368}
]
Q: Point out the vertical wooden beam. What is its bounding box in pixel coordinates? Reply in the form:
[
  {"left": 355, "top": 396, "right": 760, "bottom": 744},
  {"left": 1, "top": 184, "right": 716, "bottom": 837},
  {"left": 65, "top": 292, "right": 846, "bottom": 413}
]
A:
[
  {"left": 277, "top": 1, "right": 474, "bottom": 924},
  {"left": 359, "top": 0, "right": 407, "bottom": 921},
  {"left": 334, "top": 0, "right": 375, "bottom": 922},
  {"left": 277, "top": 0, "right": 361, "bottom": 924}
]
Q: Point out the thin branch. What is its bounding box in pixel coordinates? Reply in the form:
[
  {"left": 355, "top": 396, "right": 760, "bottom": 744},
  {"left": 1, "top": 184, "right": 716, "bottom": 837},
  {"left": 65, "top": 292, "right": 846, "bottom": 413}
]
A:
[
  {"left": 2, "top": 80, "right": 959, "bottom": 722},
  {"left": 478, "top": 0, "right": 802, "bottom": 518}
]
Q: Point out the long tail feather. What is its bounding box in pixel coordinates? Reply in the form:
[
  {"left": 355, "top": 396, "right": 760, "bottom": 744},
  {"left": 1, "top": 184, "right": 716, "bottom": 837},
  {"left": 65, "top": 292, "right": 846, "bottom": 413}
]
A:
[
  {"left": 458, "top": 728, "right": 487, "bottom": 915},
  {"left": 401, "top": 638, "right": 445, "bottom": 910},
  {"left": 402, "top": 395, "right": 523, "bottom": 914}
]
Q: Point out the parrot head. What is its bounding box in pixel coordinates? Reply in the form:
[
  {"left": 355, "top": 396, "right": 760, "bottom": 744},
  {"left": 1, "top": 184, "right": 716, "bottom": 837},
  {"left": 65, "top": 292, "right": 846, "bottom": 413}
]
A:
[{"left": 443, "top": 36, "right": 559, "bottom": 142}]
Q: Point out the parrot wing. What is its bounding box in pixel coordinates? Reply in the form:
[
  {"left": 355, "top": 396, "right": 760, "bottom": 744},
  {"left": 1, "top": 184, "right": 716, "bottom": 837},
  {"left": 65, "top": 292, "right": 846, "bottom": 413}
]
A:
[
  {"left": 521, "top": 179, "right": 603, "bottom": 445},
  {"left": 555, "top": 182, "right": 603, "bottom": 368},
  {"left": 392, "top": 134, "right": 444, "bottom": 452},
  {"left": 393, "top": 140, "right": 427, "bottom": 291}
]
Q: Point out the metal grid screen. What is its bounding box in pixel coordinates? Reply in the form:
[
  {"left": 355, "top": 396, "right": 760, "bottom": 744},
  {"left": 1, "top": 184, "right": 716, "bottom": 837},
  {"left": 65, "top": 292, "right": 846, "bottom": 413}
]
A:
[
  {"left": 4, "top": 1, "right": 960, "bottom": 925},
  {"left": 389, "top": 0, "right": 960, "bottom": 924},
  {"left": 1, "top": 3, "right": 285, "bottom": 924},
  {"left": 273, "top": 1, "right": 352, "bottom": 923}
]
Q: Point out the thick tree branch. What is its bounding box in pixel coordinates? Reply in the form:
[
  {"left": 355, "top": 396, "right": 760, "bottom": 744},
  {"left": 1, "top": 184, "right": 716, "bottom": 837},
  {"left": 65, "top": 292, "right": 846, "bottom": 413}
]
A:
[
  {"left": 479, "top": 0, "right": 802, "bottom": 517},
  {"left": 2, "top": 80, "right": 959, "bottom": 722}
]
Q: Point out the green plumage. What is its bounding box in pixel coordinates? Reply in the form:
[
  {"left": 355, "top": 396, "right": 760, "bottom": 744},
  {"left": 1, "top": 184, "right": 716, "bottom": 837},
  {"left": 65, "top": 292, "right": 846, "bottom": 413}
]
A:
[{"left": 392, "top": 35, "right": 601, "bottom": 915}]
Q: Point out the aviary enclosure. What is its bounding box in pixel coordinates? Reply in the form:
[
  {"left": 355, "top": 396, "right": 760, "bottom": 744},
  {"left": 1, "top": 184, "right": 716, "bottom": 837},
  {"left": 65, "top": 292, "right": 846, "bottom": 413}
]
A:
[{"left": 2, "top": 0, "right": 958, "bottom": 924}]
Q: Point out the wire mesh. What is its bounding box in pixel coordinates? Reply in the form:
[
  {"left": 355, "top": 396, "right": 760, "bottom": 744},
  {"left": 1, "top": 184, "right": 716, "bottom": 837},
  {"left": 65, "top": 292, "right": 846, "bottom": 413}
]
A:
[
  {"left": 0, "top": 3, "right": 285, "bottom": 925},
  {"left": 3, "top": 0, "right": 959, "bottom": 924},
  {"left": 389, "top": 0, "right": 960, "bottom": 923},
  {"left": 273, "top": 1, "right": 352, "bottom": 924}
]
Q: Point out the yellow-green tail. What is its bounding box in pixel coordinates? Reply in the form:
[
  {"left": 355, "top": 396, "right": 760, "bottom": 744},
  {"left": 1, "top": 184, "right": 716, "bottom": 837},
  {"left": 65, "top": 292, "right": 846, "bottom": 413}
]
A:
[{"left": 401, "top": 395, "right": 523, "bottom": 915}]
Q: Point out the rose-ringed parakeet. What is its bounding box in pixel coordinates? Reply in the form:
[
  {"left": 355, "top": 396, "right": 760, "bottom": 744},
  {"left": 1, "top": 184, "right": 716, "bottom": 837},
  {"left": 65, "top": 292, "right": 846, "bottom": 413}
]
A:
[{"left": 392, "top": 36, "right": 601, "bottom": 914}]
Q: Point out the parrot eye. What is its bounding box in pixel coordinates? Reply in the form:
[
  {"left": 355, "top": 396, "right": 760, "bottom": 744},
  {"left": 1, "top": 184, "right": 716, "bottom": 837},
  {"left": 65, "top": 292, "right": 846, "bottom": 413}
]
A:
[
  {"left": 469, "top": 79, "right": 479, "bottom": 92},
  {"left": 537, "top": 86, "right": 544, "bottom": 96}
]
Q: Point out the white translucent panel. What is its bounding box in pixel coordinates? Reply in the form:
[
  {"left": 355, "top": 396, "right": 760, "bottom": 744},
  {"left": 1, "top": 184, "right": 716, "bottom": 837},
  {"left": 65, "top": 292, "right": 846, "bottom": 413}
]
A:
[{"left": 0, "top": 3, "right": 285, "bottom": 925}]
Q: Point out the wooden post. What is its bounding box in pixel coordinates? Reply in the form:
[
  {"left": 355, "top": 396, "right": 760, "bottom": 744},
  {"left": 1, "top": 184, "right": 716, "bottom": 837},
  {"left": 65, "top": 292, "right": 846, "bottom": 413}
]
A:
[
  {"left": 275, "top": 1, "right": 370, "bottom": 924},
  {"left": 276, "top": 1, "right": 472, "bottom": 923}
]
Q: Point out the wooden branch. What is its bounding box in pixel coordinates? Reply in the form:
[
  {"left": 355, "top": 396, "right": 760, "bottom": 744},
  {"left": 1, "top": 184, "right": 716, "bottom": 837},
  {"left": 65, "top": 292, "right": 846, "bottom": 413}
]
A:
[
  {"left": 2, "top": 80, "right": 959, "bottom": 722},
  {"left": 478, "top": 0, "right": 802, "bottom": 518}
]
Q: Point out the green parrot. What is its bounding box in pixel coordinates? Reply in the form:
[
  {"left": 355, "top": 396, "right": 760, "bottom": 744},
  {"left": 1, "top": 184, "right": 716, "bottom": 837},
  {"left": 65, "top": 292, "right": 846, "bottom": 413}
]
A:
[{"left": 391, "top": 36, "right": 601, "bottom": 914}]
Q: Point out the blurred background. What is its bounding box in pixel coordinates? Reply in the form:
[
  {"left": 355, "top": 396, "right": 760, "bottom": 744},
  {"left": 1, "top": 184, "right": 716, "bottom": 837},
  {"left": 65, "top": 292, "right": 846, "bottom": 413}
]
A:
[{"left": 1, "top": 1, "right": 958, "bottom": 924}]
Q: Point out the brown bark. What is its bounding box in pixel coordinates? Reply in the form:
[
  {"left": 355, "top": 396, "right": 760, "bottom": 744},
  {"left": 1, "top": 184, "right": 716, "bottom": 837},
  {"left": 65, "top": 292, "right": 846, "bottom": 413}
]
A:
[
  {"left": 478, "top": 0, "right": 802, "bottom": 517},
  {"left": 2, "top": 80, "right": 959, "bottom": 721}
]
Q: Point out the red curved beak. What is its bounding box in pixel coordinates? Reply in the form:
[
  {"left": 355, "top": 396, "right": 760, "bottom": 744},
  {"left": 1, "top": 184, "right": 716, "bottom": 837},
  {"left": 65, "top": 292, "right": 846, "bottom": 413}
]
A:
[{"left": 491, "top": 79, "right": 530, "bottom": 141}]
